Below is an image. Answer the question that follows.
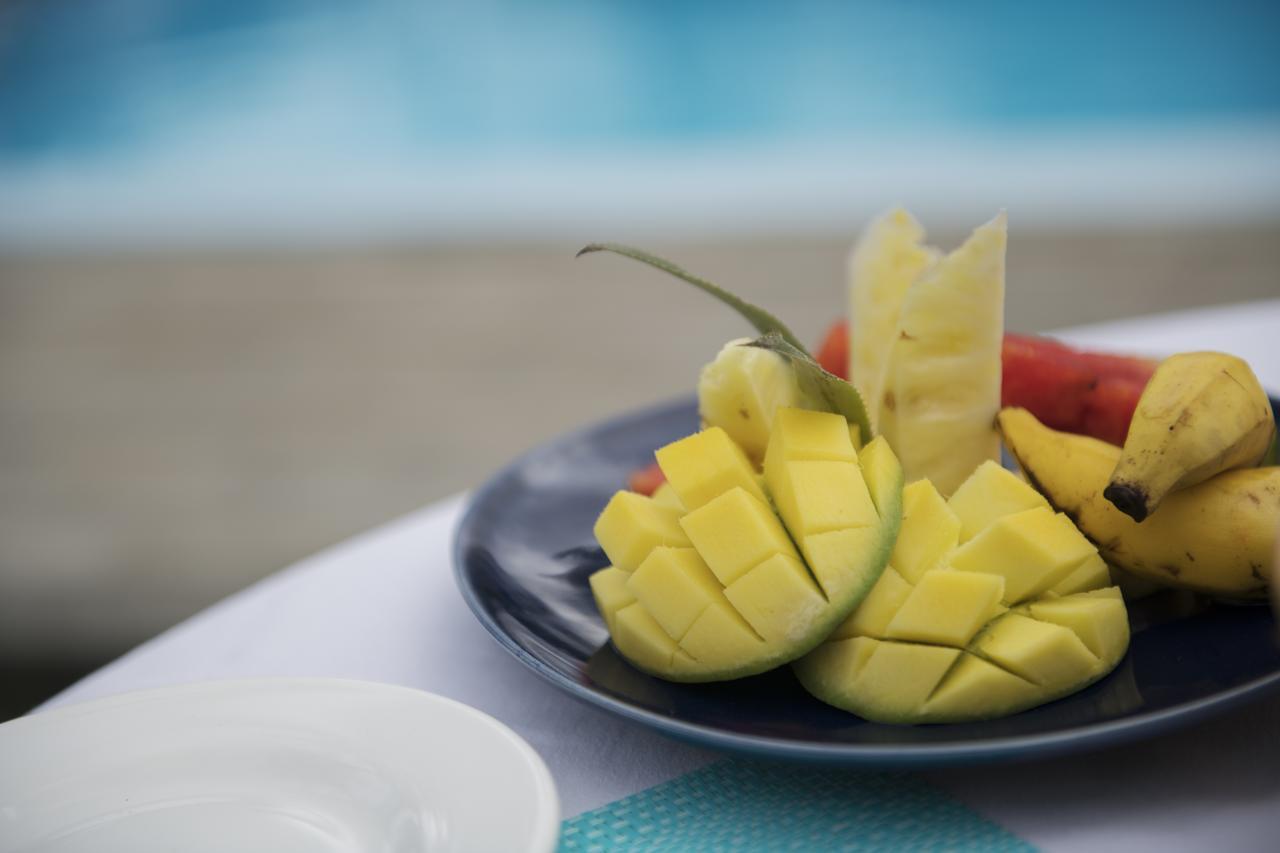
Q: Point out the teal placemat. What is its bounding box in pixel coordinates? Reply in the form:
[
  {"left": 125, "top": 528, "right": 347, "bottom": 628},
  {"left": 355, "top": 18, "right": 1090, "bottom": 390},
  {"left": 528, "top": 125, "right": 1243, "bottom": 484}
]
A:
[{"left": 560, "top": 759, "right": 1031, "bottom": 852}]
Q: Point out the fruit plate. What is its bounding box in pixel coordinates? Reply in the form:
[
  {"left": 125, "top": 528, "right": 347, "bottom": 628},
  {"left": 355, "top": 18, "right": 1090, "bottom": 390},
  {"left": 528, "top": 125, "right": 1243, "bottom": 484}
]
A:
[{"left": 453, "top": 396, "right": 1280, "bottom": 767}]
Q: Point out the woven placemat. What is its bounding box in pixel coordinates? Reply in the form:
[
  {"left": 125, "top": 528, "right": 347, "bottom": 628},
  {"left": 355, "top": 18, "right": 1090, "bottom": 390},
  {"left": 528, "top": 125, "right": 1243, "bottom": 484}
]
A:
[{"left": 560, "top": 759, "right": 1031, "bottom": 852}]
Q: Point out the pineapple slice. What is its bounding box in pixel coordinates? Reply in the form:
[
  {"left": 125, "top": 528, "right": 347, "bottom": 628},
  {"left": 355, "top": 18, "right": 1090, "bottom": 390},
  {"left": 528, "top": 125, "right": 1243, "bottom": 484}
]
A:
[
  {"left": 590, "top": 411, "right": 904, "bottom": 682},
  {"left": 697, "top": 338, "right": 816, "bottom": 464},
  {"left": 848, "top": 208, "right": 939, "bottom": 427},
  {"left": 866, "top": 213, "right": 1007, "bottom": 497},
  {"left": 794, "top": 468, "right": 1130, "bottom": 724}
]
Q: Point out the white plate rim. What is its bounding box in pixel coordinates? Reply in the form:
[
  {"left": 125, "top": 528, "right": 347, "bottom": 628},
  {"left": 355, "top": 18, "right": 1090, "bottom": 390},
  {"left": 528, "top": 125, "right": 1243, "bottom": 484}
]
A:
[{"left": 0, "top": 677, "right": 561, "bottom": 853}]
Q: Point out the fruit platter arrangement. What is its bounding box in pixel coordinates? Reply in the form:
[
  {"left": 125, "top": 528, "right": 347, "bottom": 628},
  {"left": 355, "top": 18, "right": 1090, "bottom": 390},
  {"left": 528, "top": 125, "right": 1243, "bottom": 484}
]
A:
[{"left": 576, "top": 209, "right": 1278, "bottom": 727}]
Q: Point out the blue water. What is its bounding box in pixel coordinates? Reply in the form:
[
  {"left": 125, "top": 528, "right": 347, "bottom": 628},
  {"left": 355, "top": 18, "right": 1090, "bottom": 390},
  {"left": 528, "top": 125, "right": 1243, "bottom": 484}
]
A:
[{"left": 1, "top": 0, "right": 1278, "bottom": 165}]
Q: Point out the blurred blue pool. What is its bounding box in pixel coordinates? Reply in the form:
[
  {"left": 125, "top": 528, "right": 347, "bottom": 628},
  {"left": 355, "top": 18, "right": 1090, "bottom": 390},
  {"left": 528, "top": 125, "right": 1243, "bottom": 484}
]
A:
[{"left": 1, "top": 0, "right": 1278, "bottom": 245}]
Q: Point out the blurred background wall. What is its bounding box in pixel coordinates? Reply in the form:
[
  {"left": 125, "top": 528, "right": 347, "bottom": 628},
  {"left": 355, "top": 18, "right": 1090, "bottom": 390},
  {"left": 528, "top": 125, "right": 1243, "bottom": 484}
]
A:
[{"left": 2, "top": 0, "right": 1278, "bottom": 716}]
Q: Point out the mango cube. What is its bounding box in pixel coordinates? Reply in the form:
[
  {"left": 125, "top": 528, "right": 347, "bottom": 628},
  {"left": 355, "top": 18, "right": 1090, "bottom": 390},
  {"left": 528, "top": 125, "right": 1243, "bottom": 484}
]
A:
[
  {"left": 972, "top": 613, "right": 1097, "bottom": 686},
  {"left": 947, "top": 460, "right": 1049, "bottom": 543},
  {"left": 923, "top": 654, "right": 1038, "bottom": 720},
  {"left": 803, "top": 636, "right": 878, "bottom": 686},
  {"left": 884, "top": 570, "right": 1005, "bottom": 646},
  {"left": 680, "top": 487, "right": 799, "bottom": 586},
  {"left": 801, "top": 526, "right": 885, "bottom": 600},
  {"left": 1049, "top": 553, "right": 1112, "bottom": 597},
  {"left": 655, "top": 428, "right": 765, "bottom": 511},
  {"left": 588, "top": 566, "right": 635, "bottom": 634},
  {"left": 651, "top": 482, "right": 685, "bottom": 511},
  {"left": 797, "top": 637, "right": 961, "bottom": 722},
  {"left": 1028, "top": 591, "right": 1129, "bottom": 661},
  {"left": 857, "top": 436, "right": 905, "bottom": 518},
  {"left": 725, "top": 553, "right": 825, "bottom": 642},
  {"left": 854, "top": 639, "right": 961, "bottom": 711},
  {"left": 613, "top": 603, "right": 678, "bottom": 672},
  {"left": 765, "top": 407, "right": 859, "bottom": 464},
  {"left": 950, "top": 507, "right": 1097, "bottom": 603},
  {"left": 627, "top": 547, "right": 725, "bottom": 642},
  {"left": 832, "top": 567, "right": 912, "bottom": 640},
  {"left": 891, "top": 479, "right": 961, "bottom": 583},
  {"left": 768, "top": 461, "right": 880, "bottom": 537},
  {"left": 677, "top": 602, "right": 764, "bottom": 667},
  {"left": 594, "top": 491, "right": 689, "bottom": 572}
]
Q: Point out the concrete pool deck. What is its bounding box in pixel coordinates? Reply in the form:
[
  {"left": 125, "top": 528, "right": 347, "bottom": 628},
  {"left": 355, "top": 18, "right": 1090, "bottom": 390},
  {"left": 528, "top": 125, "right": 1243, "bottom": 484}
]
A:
[{"left": 1, "top": 224, "right": 1277, "bottom": 688}]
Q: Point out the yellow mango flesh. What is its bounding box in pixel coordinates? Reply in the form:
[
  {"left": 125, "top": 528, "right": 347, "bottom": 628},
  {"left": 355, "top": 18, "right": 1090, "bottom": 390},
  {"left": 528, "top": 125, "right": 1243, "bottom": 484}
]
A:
[
  {"left": 1028, "top": 588, "right": 1128, "bottom": 661},
  {"left": 923, "top": 654, "right": 1041, "bottom": 720},
  {"left": 949, "top": 507, "right": 1097, "bottom": 604},
  {"left": 883, "top": 570, "right": 1005, "bottom": 646},
  {"left": 947, "top": 460, "right": 1049, "bottom": 543},
  {"left": 795, "top": 470, "right": 1130, "bottom": 724},
  {"left": 650, "top": 482, "right": 684, "bottom": 511},
  {"left": 1049, "top": 553, "right": 1113, "bottom": 597},
  {"left": 593, "top": 492, "right": 689, "bottom": 572},
  {"left": 831, "top": 567, "right": 912, "bottom": 640},
  {"left": 627, "top": 547, "right": 727, "bottom": 641},
  {"left": 856, "top": 436, "right": 904, "bottom": 515},
  {"left": 725, "top": 553, "right": 826, "bottom": 643},
  {"left": 680, "top": 487, "right": 800, "bottom": 586},
  {"left": 798, "top": 526, "right": 885, "bottom": 601},
  {"left": 655, "top": 427, "right": 766, "bottom": 511},
  {"left": 613, "top": 603, "right": 679, "bottom": 673},
  {"left": 892, "top": 479, "right": 962, "bottom": 583},
  {"left": 677, "top": 602, "right": 766, "bottom": 670},
  {"left": 972, "top": 613, "right": 1098, "bottom": 686},
  {"left": 587, "top": 567, "right": 635, "bottom": 635},
  {"left": 590, "top": 412, "right": 903, "bottom": 682},
  {"left": 946, "top": 461, "right": 1114, "bottom": 597}
]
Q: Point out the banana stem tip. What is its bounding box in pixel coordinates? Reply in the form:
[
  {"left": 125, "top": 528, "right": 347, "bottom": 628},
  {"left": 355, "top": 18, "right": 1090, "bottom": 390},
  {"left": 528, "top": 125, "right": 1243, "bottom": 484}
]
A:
[{"left": 1103, "top": 482, "right": 1150, "bottom": 523}]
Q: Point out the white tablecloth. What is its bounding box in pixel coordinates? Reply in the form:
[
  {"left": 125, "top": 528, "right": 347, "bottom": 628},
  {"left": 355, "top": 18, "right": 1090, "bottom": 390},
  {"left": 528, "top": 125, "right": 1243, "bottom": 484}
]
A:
[{"left": 45, "top": 300, "right": 1280, "bottom": 851}]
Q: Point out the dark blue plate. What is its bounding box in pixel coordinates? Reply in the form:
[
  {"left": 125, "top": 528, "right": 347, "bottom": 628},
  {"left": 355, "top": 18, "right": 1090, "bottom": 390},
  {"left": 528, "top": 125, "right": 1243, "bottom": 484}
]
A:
[{"left": 453, "top": 397, "right": 1280, "bottom": 766}]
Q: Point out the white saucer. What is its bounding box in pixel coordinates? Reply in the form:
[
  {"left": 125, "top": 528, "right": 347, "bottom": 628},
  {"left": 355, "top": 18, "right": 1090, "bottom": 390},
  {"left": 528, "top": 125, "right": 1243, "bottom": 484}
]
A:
[{"left": 0, "top": 678, "right": 559, "bottom": 852}]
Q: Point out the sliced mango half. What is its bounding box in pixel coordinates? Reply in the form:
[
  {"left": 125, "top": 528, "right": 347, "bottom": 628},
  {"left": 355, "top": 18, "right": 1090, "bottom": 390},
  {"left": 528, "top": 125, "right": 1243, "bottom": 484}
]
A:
[
  {"left": 794, "top": 462, "right": 1130, "bottom": 723},
  {"left": 590, "top": 409, "right": 904, "bottom": 682}
]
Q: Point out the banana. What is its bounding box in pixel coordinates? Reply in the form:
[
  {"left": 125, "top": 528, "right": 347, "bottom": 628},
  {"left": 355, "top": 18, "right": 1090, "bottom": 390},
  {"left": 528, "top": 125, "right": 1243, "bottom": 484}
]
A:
[
  {"left": 1103, "top": 351, "right": 1275, "bottom": 522},
  {"left": 997, "top": 407, "right": 1277, "bottom": 600}
]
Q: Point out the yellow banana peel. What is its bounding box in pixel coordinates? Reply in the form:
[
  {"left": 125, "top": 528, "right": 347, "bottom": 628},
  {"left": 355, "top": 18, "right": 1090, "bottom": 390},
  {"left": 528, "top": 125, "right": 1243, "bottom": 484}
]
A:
[
  {"left": 998, "top": 407, "right": 1276, "bottom": 600},
  {"left": 1105, "top": 351, "right": 1274, "bottom": 521}
]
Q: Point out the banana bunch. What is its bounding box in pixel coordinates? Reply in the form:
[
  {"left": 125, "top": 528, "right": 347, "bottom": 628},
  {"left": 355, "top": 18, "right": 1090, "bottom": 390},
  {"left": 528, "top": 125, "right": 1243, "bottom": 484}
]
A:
[
  {"left": 1103, "top": 352, "right": 1275, "bottom": 522},
  {"left": 998, "top": 407, "right": 1277, "bottom": 599}
]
